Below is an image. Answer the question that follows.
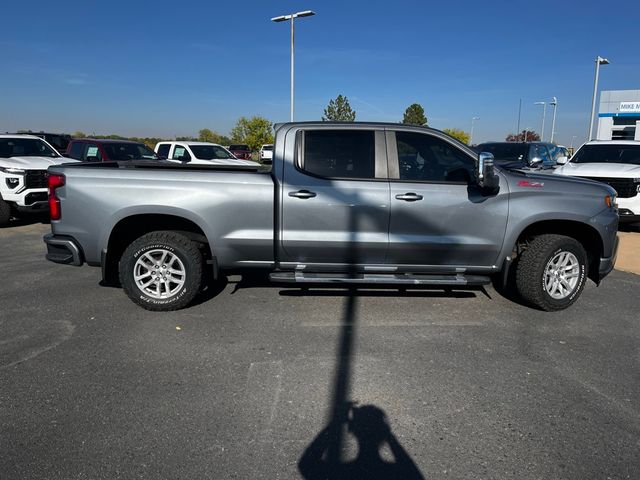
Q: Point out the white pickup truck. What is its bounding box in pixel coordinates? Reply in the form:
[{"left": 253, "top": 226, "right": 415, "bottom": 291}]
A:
[
  {"left": 0, "top": 134, "right": 77, "bottom": 226},
  {"left": 154, "top": 141, "right": 259, "bottom": 166},
  {"left": 555, "top": 140, "right": 640, "bottom": 225}
]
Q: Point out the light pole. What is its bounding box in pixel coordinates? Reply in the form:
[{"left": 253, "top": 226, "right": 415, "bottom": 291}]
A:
[
  {"left": 534, "top": 101, "right": 547, "bottom": 141},
  {"left": 524, "top": 127, "right": 530, "bottom": 142},
  {"left": 469, "top": 116, "right": 479, "bottom": 145},
  {"left": 550, "top": 96, "right": 558, "bottom": 143},
  {"left": 588, "top": 55, "right": 610, "bottom": 140},
  {"left": 570, "top": 135, "right": 577, "bottom": 150},
  {"left": 271, "top": 10, "right": 316, "bottom": 122}
]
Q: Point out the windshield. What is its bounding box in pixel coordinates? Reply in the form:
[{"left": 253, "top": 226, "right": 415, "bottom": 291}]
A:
[
  {"left": 189, "top": 145, "right": 234, "bottom": 160},
  {"left": 0, "top": 138, "right": 60, "bottom": 158},
  {"left": 476, "top": 143, "right": 528, "bottom": 163},
  {"left": 103, "top": 143, "right": 158, "bottom": 161},
  {"left": 571, "top": 144, "right": 640, "bottom": 166}
]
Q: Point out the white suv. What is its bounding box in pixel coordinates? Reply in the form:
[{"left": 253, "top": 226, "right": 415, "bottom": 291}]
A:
[
  {"left": 154, "top": 141, "right": 259, "bottom": 166},
  {"left": 0, "top": 135, "right": 78, "bottom": 226},
  {"left": 554, "top": 140, "right": 640, "bottom": 225},
  {"left": 260, "top": 144, "right": 273, "bottom": 163}
]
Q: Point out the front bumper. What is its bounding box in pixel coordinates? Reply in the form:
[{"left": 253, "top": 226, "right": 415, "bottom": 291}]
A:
[
  {"left": 598, "top": 234, "right": 619, "bottom": 281},
  {"left": 43, "top": 234, "right": 84, "bottom": 266}
]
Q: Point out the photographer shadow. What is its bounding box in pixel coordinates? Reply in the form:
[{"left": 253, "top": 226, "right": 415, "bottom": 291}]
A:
[{"left": 299, "top": 402, "right": 424, "bottom": 480}]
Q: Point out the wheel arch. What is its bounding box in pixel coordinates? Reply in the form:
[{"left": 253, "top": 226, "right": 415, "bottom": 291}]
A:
[
  {"left": 103, "top": 213, "right": 214, "bottom": 285},
  {"left": 513, "top": 219, "right": 604, "bottom": 283}
]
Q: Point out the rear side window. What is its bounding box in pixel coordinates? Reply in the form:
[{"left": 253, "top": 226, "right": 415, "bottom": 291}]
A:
[
  {"left": 301, "top": 130, "right": 375, "bottom": 179},
  {"left": 85, "top": 144, "right": 102, "bottom": 161},
  {"left": 157, "top": 144, "right": 170, "bottom": 158},
  {"left": 68, "top": 142, "right": 86, "bottom": 160}
]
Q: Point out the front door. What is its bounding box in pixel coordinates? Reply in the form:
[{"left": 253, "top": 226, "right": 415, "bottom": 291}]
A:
[
  {"left": 279, "top": 128, "right": 390, "bottom": 267},
  {"left": 386, "top": 129, "right": 508, "bottom": 268}
]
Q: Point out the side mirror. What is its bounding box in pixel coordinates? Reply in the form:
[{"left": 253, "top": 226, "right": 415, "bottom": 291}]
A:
[
  {"left": 556, "top": 156, "right": 568, "bottom": 165},
  {"left": 477, "top": 152, "right": 500, "bottom": 193},
  {"left": 529, "top": 156, "right": 543, "bottom": 168}
]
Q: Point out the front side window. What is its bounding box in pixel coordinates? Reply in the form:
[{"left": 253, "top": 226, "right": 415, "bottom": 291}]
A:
[
  {"left": 68, "top": 141, "right": 86, "bottom": 160},
  {"left": 301, "top": 130, "right": 375, "bottom": 179},
  {"left": 396, "top": 132, "right": 474, "bottom": 183},
  {"left": 531, "top": 144, "right": 551, "bottom": 164},
  {"left": 172, "top": 145, "right": 191, "bottom": 161},
  {"left": 103, "top": 143, "right": 158, "bottom": 161}
]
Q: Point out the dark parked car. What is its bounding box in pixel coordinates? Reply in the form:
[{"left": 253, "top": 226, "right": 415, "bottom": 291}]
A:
[
  {"left": 9, "top": 132, "right": 72, "bottom": 155},
  {"left": 227, "top": 144, "right": 252, "bottom": 160},
  {"left": 65, "top": 139, "right": 160, "bottom": 162},
  {"left": 475, "top": 142, "right": 559, "bottom": 170}
]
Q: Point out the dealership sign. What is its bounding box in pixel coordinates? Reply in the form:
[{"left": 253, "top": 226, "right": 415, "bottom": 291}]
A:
[{"left": 620, "top": 101, "right": 640, "bottom": 112}]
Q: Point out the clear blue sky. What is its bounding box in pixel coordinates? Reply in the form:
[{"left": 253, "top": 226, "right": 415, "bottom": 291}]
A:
[{"left": 1, "top": 0, "right": 638, "bottom": 146}]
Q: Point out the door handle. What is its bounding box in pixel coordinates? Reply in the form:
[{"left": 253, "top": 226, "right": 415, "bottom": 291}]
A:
[
  {"left": 289, "top": 190, "right": 317, "bottom": 199},
  {"left": 395, "top": 193, "right": 423, "bottom": 201}
]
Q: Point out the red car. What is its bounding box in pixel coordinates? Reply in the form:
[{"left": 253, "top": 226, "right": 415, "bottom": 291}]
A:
[
  {"left": 227, "top": 144, "right": 252, "bottom": 160},
  {"left": 66, "top": 139, "right": 159, "bottom": 162}
]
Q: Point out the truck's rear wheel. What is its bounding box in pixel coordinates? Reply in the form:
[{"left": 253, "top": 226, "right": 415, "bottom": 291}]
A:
[
  {"left": 119, "top": 231, "right": 203, "bottom": 311},
  {"left": 515, "top": 234, "right": 588, "bottom": 311},
  {"left": 0, "top": 198, "right": 11, "bottom": 227}
]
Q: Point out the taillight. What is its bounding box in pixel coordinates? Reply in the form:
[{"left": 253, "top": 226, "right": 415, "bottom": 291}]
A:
[{"left": 47, "top": 173, "right": 65, "bottom": 220}]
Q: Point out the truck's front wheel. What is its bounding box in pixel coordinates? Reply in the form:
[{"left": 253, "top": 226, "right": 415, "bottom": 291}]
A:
[
  {"left": 119, "top": 231, "right": 203, "bottom": 311},
  {"left": 515, "top": 234, "right": 588, "bottom": 311}
]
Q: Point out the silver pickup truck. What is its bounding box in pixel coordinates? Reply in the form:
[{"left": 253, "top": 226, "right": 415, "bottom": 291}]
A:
[{"left": 44, "top": 122, "right": 619, "bottom": 312}]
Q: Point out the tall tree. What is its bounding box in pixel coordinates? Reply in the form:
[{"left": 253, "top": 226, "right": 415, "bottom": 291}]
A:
[
  {"left": 442, "top": 128, "right": 470, "bottom": 144},
  {"left": 322, "top": 94, "right": 356, "bottom": 122},
  {"left": 73, "top": 131, "right": 86, "bottom": 138},
  {"left": 198, "top": 128, "right": 218, "bottom": 143},
  {"left": 230, "top": 116, "right": 274, "bottom": 152},
  {"left": 402, "top": 103, "right": 428, "bottom": 126},
  {"left": 506, "top": 130, "right": 540, "bottom": 142}
]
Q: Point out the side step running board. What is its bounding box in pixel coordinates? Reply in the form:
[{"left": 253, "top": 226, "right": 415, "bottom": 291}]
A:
[{"left": 269, "top": 272, "right": 490, "bottom": 286}]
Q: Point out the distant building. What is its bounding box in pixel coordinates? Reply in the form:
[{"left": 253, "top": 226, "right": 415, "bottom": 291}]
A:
[{"left": 597, "top": 90, "right": 640, "bottom": 140}]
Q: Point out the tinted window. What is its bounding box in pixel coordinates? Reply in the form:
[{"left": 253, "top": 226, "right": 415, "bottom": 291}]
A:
[
  {"left": 157, "top": 144, "right": 170, "bottom": 158},
  {"left": 172, "top": 145, "right": 191, "bottom": 161},
  {"left": 68, "top": 141, "right": 86, "bottom": 160},
  {"left": 85, "top": 144, "right": 102, "bottom": 161},
  {"left": 189, "top": 145, "right": 233, "bottom": 160},
  {"left": 476, "top": 143, "right": 528, "bottom": 163},
  {"left": 396, "top": 132, "right": 474, "bottom": 183},
  {"left": 0, "top": 138, "right": 60, "bottom": 158},
  {"left": 572, "top": 144, "right": 640, "bottom": 165},
  {"left": 262, "top": 145, "right": 273, "bottom": 151},
  {"left": 302, "top": 130, "right": 375, "bottom": 179},
  {"left": 103, "top": 143, "right": 157, "bottom": 161},
  {"left": 229, "top": 144, "right": 249, "bottom": 151},
  {"left": 531, "top": 144, "right": 551, "bottom": 164}
]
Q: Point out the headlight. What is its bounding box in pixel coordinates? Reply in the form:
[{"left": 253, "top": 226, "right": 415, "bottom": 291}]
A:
[
  {"left": 0, "top": 167, "right": 25, "bottom": 174},
  {"left": 6, "top": 177, "right": 20, "bottom": 189}
]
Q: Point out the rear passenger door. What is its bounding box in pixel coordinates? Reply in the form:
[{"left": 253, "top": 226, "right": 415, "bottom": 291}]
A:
[
  {"left": 279, "top": 128, "right": 390, "bottom": 266},
  {"left": 385, "top": 129, "right": 508, "bottom": 268}
]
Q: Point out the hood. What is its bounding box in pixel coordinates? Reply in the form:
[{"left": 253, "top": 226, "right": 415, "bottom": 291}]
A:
[
  {"left": 505, "top": 169, "right": 617, "bottom": 196},
  {"left": 0, "top": 155, "right": 79, "bottom": 170},
  {"left": 555, "top": 162, "right": 640, "bottom": 177}
]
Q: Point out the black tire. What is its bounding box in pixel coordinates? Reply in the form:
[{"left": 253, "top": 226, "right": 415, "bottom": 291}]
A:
[
  {"left": 119, "top": 231, "right": 204, "bottom": 311},
  {"left": 0, "top": 198, "right": 11, "bottom": 227},
  {"left": 515, "top": 234, "right": 588, "bottom": 311}
]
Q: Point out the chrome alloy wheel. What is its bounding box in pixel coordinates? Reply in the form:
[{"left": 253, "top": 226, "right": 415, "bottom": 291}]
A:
[
  {"left": 133, "top": 249, "right": 186, "bottom": 299},
  {"left": 543, "top": 251, "right": 580, "bottom": 300}
]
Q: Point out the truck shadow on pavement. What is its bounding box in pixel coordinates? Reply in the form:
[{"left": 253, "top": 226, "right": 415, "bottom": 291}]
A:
[{"left": 0, "top": 214, "right": 49, "bottom": 229}]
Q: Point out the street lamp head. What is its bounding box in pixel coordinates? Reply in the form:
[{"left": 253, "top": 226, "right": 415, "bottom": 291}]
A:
[
  {"left": 271, "top": 10, "right": 316, "bottom": 22},
  {"left": 472, "top": 116, "right": 480, "bottom": 120},
  {"left": 597, "top": 56, "right": 610, "bottom": 65},
  {"left": 534, "top": 101, "right": 546, "bottom": 106},
  {"left": 295, "top": 10, "right": 316, "bottom": 18},
  {"left": 550, "top": 96, "right": 557, "bottom": 106}
]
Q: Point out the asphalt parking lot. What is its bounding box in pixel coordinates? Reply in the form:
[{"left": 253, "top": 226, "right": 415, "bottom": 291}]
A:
[{"left": 1, "top": 220, "right": 639, "bottom": 479}]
